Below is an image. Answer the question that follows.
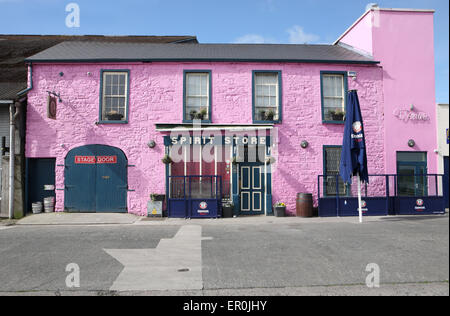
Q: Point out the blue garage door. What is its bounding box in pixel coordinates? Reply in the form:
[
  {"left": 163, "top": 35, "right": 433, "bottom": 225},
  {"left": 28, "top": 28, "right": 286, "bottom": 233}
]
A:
[{"left": 64, "top": 145, "right": 127, "bottom": 213}]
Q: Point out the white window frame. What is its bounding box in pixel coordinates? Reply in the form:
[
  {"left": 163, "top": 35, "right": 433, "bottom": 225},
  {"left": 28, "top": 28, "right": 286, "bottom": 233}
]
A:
[
  {"left": 254, "top": 72, "right": 280, "bottom": 121},
  {"left": 185, "top": 72, "right": 210, "bottom": 121},
  {"left": 322, "top": 73, "right": 346, "bottom": 122},
  {"left": 101, "top": 71, "right": 129, "bottom": 122}
]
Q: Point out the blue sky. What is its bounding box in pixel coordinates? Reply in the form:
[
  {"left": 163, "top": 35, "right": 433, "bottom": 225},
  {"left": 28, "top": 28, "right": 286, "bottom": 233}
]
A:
[{"left": 0, "top": 0, "right": 448, "bottom": 103}]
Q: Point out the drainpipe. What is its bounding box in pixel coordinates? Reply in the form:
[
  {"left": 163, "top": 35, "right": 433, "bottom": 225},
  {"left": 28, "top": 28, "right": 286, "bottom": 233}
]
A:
[
  {"left": 17, "top": 63, "right": 33, "bottom": 97},
  {"left": 8, "top": 102, "right": 20, "bottom": 219},
  {"left": 9, "top": 63, "right": 33, "bottom": 219}
]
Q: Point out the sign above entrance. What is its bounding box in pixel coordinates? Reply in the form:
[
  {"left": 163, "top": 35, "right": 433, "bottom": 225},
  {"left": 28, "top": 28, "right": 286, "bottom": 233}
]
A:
[
  {"left": 75, "top": 156, "right": 96, "bottom": 164},
  {"left": 165, "top": 135, "right": 269, "bottom": 146},
  {"left": 75, "top": 156, "right": 117, "bottom": 164},
  {"left": 97, "top": 156, "right": 118, "bottom": 164}
]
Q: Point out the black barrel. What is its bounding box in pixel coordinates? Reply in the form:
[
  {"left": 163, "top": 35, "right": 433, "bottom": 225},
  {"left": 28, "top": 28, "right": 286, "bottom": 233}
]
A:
[{"left": 296, "top": 193, "right": 313, "bottom": 217}]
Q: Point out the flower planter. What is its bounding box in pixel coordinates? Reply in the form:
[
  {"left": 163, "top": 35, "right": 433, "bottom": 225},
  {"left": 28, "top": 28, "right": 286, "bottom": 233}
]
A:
[
  {"left": 274, "top": 206, "right": 286, "bottom": 217},
  {"left": 331, "top": 114, "right": 344, "bottom": 121},
  {"left": 106, "top": 113, "right": 124, "bottom": 121},
  {"left": 222, "top": 205, "right": 234, "bottom": 218}
]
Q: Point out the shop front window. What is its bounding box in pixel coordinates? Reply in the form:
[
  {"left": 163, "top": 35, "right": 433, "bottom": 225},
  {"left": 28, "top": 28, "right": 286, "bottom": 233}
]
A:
[
  {"left": 323, "top": 146, "right": 350, "bottom": 196},
  {"left": 169, "top": 143, "right": 231, "bottom": 199}
]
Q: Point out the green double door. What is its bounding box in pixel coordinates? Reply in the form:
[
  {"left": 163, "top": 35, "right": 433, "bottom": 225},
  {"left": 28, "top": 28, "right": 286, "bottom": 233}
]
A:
[{"left": 240, "top": 163, "right": 265, "bottom": 215}]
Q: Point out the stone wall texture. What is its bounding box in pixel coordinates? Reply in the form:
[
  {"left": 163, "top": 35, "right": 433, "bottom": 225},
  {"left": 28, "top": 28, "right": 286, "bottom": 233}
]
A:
[{"left": 26, "top": 62, "right": 385, "bottom": 216}]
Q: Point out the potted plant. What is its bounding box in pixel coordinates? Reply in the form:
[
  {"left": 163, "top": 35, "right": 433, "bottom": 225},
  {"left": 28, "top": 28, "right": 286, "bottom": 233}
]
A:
[
  {"left": 161, "top": 154, "right": 173, "bottom": 164},
  {"left": 106, "top": 110, "right": 124, "bottom": 121},
  {"left": 189, "top": 110, "right": 197, "bottom": 120},
  {"left": 265, "top": 109, "right": 275, "bottom": 121},
  {"left": 273, "top": 202, "right": 286, "bottom": 217},
  {"left": 329, "top": 109, "right": 345, "bottom": 121},
  {"left": 259, "top": 110, "right": 267, "bottom": 121},
  {"left": 222, "top": 201, "right": 234, "bottom": 218},
  {"left": 150, "top": 194, "right": 165, "bottom": 202},
  {"left": 194, "top": 108, "right": 208, "bottom": 120}
]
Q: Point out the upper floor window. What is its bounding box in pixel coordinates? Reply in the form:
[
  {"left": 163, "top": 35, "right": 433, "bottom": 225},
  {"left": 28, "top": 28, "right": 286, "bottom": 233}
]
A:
[
  {"left": 100, "top": 70, "right": 129, "bottom": 123},
  {"left": 253, "top": 71, "right": 282, "bottom": 123},
  {"left": 184, "top": 71, "right": 211, "bottom": 122},
  {"left": 321, "top": 71, "right": 348, "bottom": 123}
]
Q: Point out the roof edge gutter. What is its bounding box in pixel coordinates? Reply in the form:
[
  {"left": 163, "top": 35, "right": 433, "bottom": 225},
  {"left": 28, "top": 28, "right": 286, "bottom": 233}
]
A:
[
  {"left": 24, "top": 58, "right": 380, "bottom": 65},
  {"left": 17, "top": 63, "right": 33, "bottom": 97}
]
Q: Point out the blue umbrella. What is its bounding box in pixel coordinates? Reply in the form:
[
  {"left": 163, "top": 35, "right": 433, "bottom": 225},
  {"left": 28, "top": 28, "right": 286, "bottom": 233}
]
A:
[{"left": 339, "top": 90, "right": 368, "bottom": 222}]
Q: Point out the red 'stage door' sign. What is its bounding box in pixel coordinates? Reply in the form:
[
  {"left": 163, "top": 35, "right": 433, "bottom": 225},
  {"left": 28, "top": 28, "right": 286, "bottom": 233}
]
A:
[{"left": 74, "top": 156, "right": 117, "bottom": 164}]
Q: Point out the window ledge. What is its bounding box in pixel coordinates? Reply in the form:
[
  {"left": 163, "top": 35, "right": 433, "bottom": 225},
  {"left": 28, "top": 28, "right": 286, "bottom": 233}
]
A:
[
  {"left": 96, "top": 120, "right": 129, "bottom": 125},
  {"left": 322, "top": 120, "right": 345, "bottom": 125},
  {"left": 253, "top": 120, "right": 281, "bottom": 124},
  {"left": 183, "top": 119, "right": 212, "bottom": 124}
]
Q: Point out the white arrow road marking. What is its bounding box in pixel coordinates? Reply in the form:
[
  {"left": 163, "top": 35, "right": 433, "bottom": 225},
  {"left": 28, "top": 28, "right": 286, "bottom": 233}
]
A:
[{"left": 104, "top": 225, "right": 203, "bottom": 291}]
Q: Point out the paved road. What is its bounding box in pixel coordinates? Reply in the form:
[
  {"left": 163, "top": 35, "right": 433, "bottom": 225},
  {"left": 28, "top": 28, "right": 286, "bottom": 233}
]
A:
[{"left": 0, "top": 215, "right": 448, "bottom": 296}]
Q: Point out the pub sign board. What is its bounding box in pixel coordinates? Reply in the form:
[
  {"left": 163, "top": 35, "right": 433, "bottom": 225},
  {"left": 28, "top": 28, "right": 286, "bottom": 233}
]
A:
[
  {"left": 164, "top": 135, "right": 270, "bottom": 147},
  {"left": 47, "top": 96, "right": 57, "bottom": 120}
]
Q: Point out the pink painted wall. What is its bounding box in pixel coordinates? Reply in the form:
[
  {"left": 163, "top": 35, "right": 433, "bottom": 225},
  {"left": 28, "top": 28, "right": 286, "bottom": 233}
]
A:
[
  {"left": 373, "top": 10, "right": 437, "bottom": 175},
  {"left": 339, "top": 9, "right": 437, "bottom": 175},
  {"left": 339, "top": 10, "right": 374, "bottom": 56},
  {"left": 26, "top": 62, "right": 384, "bottom": 216}
]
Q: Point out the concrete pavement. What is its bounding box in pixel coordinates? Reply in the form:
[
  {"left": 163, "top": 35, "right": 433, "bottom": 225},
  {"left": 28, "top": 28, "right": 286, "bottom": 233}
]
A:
[
  {"left": 15, "top": 211, "right": 448, "bottom": 226},
  {"left": 15, "top": 212, "right": 140, "bottom": 226},
  {"left": 1, "top": 213, "right": 448, "bottom": 296}
]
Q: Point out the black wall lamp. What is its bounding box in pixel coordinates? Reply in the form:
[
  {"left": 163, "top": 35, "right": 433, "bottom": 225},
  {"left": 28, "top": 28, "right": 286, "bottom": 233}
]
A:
[
  {"left": 408, "top": 139, "right": 415, "bottom": 148},
  {"left": 301, "top": 140, "right": 309, "bottom": 149}
]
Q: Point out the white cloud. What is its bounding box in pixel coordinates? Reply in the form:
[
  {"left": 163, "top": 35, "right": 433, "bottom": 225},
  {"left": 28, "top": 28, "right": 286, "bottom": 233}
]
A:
[
  {"left": 233, "top": 34, "right": 278, "bottom": 44},
  {"left": 287, "top": 25, "right": 319, "bottom": 44},
  {"left": 233, "top": 25, "right": 319, "bottom": 45}
]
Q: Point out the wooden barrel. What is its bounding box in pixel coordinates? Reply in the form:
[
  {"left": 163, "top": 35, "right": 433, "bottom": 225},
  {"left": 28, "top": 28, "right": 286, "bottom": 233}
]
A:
[{"left": 296, "top": 193, "right": 313, "bottom": 217}]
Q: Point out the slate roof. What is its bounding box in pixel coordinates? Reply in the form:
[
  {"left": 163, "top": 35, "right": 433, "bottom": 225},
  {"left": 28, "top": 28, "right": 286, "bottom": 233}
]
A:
[
  {"left": 1, "top": 35, "right": 198, "bottom": 83},
  {"left": 0, "top": 34, "right": 198, "bottom": 99},
  {"left": 25, "top": 41, "right": 379, "bottom": 64},
  {"left": 0, "top": 82, "right": 27, "bottom": 101}
]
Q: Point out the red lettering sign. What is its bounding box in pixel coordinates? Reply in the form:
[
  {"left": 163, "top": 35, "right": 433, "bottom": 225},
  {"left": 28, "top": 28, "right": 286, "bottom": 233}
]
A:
[
  {"left": 75, "top": 156, "right": 96, "bottom": 164},
  {"left": 96, "top": 156, "right": 117, "bottom": 164},
  {"left": 74, "top": 156, "right": 117, "bottom": 164}
]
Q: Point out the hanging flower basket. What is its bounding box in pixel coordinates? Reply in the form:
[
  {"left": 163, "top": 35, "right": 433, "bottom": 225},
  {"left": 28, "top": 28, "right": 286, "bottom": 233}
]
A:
[
  {"left": 162, "top": 155, "right": 173, "bottom": 164},
  {"left": 265, "top": 156, "right": 276, "bottom": 165}
]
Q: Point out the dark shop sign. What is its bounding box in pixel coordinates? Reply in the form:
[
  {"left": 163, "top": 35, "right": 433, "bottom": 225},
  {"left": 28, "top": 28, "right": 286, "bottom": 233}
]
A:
[{"left": 164, "top": 136, "right": 270, "bottom": 146}]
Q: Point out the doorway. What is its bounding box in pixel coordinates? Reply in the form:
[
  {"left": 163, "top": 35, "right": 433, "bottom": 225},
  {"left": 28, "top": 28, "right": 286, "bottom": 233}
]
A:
[
  {"left": 397, "top": 152, "right": 428, "bottom": 196},
  {"left": 27, "top": 158, "right": 56, "bottom": 214},
  {"left": 64, "top": 145, "right": 128, "bottom": 213}
]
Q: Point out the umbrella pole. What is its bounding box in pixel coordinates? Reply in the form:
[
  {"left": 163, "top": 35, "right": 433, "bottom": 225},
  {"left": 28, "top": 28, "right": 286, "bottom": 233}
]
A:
[{"left": 357, "top": 172, "right": 363, "bottom": 223}]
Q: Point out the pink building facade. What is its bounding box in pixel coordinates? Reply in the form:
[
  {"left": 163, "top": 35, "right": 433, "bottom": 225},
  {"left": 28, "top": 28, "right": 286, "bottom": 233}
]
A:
[{"left": 24, "top": 8, "right": 440, "bottom": 217}]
